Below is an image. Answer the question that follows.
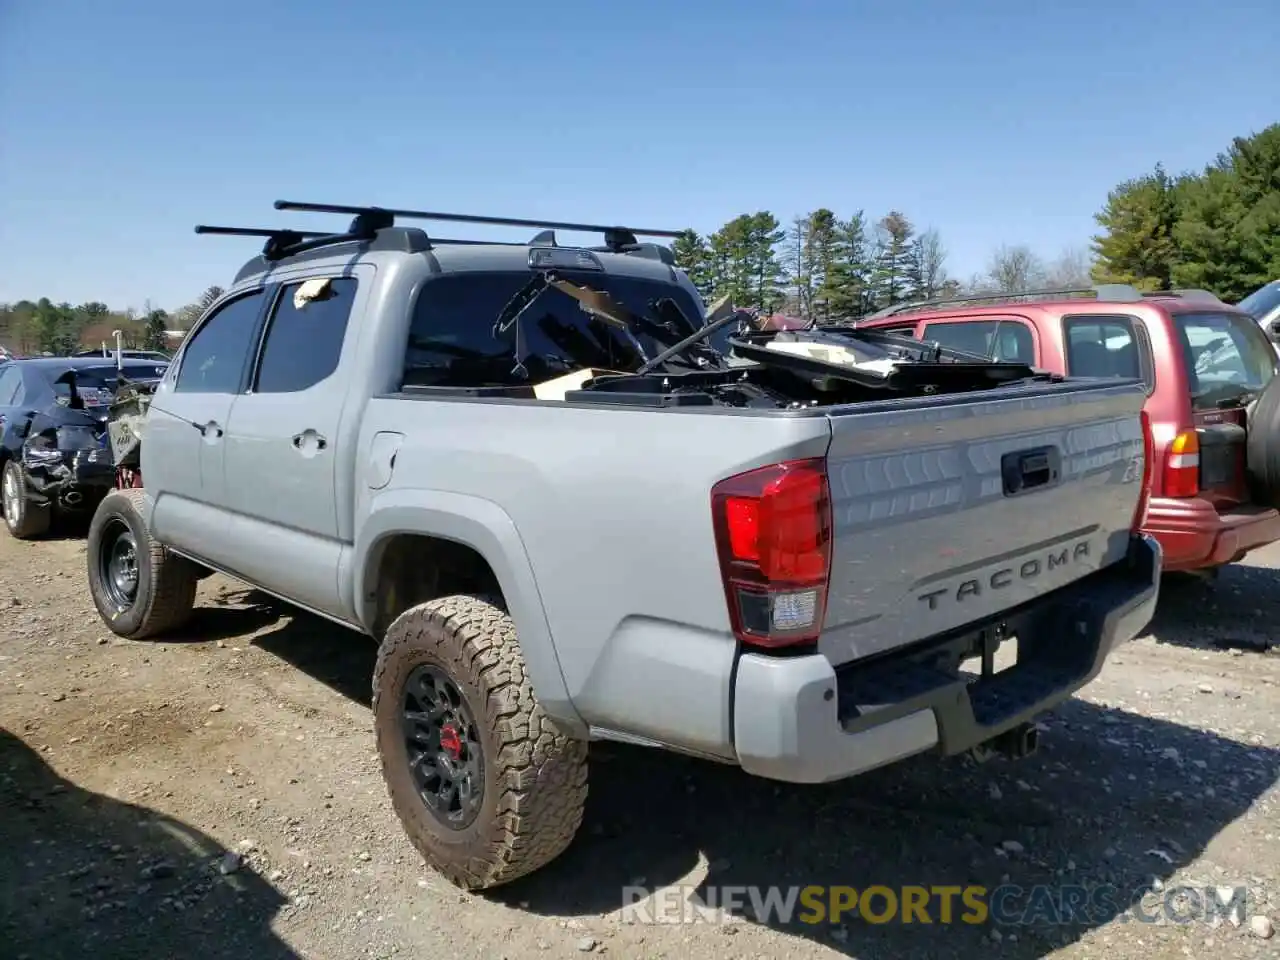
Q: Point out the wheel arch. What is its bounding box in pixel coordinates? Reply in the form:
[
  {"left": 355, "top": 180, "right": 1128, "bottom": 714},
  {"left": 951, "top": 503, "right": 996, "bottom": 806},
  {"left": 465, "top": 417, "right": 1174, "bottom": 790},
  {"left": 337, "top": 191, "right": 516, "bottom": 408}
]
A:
[{"left": 354, "top": 489, "right": 584, "bottom": 736}]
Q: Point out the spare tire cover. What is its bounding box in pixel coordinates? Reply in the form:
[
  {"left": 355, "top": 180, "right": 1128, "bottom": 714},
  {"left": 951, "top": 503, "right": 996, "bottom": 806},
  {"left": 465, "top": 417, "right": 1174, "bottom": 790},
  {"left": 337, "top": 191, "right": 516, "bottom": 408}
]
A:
[{"left": 1245, "top": 373, "right": 1280, "bottom": 509}]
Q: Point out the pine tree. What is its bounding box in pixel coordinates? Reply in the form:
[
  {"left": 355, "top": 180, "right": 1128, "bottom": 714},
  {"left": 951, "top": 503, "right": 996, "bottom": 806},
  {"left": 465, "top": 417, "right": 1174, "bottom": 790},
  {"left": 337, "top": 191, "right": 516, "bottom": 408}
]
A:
[
  {"left": 1090, "top": 163, "right": 1180, "bottom": 291},
  {"left": 672, "top": 230, "right": 713, "bottom": 301}
]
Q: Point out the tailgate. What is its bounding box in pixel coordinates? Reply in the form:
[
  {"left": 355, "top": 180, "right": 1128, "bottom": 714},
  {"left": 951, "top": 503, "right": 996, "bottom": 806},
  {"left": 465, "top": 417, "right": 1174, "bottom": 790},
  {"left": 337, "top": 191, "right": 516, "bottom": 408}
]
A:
[{"left": 819, "top": 379, "right": 1147, "bottom": 667}]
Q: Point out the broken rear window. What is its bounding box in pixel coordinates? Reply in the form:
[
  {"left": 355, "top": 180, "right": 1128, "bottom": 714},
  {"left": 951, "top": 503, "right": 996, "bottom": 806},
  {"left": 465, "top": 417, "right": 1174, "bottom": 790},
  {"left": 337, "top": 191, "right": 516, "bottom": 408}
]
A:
[{"left": 404, "top": 271, "right": 706, "bottom": 387}]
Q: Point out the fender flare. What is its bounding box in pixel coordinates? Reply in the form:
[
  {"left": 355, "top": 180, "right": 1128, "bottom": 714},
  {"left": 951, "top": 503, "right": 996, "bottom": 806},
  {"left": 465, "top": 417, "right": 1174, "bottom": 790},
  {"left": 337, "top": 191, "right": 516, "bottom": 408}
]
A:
[{"left": 353, "top": 488, "right": 585, "bottom": 735}]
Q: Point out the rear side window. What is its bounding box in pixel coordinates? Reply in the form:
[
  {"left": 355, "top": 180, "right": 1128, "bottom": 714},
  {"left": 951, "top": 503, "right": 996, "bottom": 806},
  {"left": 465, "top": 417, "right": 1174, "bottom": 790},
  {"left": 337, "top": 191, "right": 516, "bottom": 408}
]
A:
[
  {"left": 0, "top": 366, "right": 21, "bottom": 405},
  {"left": 921, "top": 320, "right": 1035, "bottom": 363},
  {"left": 1174, "top": 312, "right": 1276, "bottom": 410},
  {"left": 255, "top": 278, "right": 357, "bottom": 393},
  {"left": 405, "top": 272, "right": 705, "bottom": 388},
  {"left": 1062, "top": 316, "right": 1150, "bottom": 387},
  {"left": 175, "top": 290, "right": 266, "bottom": 394}
]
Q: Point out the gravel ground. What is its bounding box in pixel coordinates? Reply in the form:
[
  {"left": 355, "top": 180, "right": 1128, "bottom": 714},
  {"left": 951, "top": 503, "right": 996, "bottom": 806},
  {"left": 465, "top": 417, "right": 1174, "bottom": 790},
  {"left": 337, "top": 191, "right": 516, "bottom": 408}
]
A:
[{"left": 1, "top": 530, "right": 1278, "bottom": 960}]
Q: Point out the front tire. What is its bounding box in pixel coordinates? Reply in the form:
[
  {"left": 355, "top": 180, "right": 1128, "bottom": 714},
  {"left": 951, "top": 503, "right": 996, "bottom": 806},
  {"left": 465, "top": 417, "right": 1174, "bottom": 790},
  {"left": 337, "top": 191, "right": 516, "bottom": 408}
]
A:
[
  {"left": 86, "top": 489, "right": 198, "bottom": 639},
  {"left": 2, "top": 460, "right": 51, "bottom": 540},
  {"left": 372, "top": 594, "right": 589, "bottom": 891}
]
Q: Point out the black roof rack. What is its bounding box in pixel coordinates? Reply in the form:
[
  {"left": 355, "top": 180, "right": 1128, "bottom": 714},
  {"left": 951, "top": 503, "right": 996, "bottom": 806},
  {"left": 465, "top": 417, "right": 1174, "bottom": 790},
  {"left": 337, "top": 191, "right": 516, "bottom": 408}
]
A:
[
  {"left": 272, "top": 199, "right": 684, "bottom": 252},
  {"left": 196, "top": 202, "right": 684, "bottom": 264},
  {"left": 856, "top": 284, "right": 1147, "bottom": 321},
  {"left": 194, "top": 222, "right": 535, "bottom": 261}
]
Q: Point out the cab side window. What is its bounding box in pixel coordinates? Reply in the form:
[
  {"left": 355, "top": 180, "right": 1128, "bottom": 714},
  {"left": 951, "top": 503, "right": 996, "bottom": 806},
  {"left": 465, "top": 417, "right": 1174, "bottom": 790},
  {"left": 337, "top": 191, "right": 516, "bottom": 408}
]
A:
[
  {"left": 174, "top": 290, "right": 267, "bottom": 394},
  {"left": 254, "top": 278, "right": 357, "bottom": 393}
]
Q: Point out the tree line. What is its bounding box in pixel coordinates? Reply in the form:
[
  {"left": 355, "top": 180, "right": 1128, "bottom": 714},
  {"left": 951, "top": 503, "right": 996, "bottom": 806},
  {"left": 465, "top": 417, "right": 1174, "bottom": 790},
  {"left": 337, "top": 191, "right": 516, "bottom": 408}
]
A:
[
  {"left": 673, "top": 123, "right": 1277, "bottom": 319},
  {"left": 0, "top": 286, "right": 224, "bottom": 356},
  {"left": 1090, "top": 123, "right": 1279, "bottom": 302},
  {"left": 673, "top": 210, "right": 1091, "bottom": 321}
]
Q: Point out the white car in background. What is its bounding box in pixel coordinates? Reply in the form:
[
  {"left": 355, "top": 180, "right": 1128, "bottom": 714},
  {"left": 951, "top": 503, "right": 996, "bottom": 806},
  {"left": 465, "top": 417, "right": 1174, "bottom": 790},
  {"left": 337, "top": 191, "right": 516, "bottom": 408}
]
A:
[{"left": 1240, "top": 280, "right": 1280, "bottom": 354}]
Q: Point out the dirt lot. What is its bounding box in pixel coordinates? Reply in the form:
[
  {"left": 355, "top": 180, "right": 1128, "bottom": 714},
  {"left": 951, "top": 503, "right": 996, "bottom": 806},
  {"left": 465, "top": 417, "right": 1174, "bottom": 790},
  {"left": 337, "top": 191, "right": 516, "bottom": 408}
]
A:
[{"left": 1, "top": 532, "right": 1278, "bottom": 960}]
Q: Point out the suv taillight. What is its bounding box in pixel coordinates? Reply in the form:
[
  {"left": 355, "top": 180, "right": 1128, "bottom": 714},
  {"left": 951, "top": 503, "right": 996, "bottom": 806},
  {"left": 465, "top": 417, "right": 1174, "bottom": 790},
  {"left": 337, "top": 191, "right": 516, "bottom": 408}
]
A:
[
  {"left": 1163, "top": 428, "right": 1200, "bottom": 499},
  {"left": 1132, "top": 410, "right": 1153, "bottom": 530},
  {"left": 711, "top": 458, "right": 832, "bottom": 649}
]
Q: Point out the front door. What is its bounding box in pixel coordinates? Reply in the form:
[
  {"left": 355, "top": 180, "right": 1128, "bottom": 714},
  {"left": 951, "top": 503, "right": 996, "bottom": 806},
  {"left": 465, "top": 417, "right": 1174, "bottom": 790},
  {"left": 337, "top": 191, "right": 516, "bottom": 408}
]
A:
[
  {"left": 221, "top": 273, "right": 364, "bottom": 619},
  {"left": 145, "top": 288, "right": 270, "bottom": 568}
]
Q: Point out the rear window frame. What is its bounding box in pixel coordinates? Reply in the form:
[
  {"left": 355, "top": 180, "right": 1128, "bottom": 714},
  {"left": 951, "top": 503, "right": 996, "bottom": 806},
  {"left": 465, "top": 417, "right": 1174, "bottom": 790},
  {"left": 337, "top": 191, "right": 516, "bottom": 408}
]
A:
[
  {"left": 1060, "top": 313, "right": 1156, "bottom": 394},
  {"left": 1169, "top": 309, "right": 1278, "bottom": 410}
]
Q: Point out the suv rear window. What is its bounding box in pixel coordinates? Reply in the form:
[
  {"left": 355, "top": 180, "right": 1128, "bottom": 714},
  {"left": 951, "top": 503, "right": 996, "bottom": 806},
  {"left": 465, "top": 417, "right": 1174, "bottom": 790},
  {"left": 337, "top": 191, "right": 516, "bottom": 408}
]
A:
[
  {"left": 404, "top": 271, "right": 705, "bottom": 387},
  {"left": 1174, "top": 312, "right": 1277, "bottom": 410}
]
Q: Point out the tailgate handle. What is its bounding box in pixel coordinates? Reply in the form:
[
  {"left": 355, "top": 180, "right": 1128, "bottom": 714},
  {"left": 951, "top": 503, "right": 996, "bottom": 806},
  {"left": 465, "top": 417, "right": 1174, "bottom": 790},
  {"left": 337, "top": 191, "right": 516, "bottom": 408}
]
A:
[{"left": 1002, "top": 446, "right": 1060, "bottom": 496}]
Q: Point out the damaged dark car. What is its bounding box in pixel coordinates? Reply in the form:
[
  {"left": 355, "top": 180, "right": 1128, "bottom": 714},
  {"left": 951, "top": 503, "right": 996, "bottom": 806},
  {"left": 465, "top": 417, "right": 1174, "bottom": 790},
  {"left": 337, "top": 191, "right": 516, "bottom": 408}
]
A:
[{"left": 0, "top": 357, "right": 168, "bottom": 539}]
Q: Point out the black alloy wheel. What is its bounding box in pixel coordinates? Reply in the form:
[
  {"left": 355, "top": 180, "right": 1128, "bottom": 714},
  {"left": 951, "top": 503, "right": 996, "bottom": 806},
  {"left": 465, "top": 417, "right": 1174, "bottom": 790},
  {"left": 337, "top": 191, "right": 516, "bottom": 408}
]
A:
[{"left": 401, "top": 663, "right": 485, "bottom": 830}]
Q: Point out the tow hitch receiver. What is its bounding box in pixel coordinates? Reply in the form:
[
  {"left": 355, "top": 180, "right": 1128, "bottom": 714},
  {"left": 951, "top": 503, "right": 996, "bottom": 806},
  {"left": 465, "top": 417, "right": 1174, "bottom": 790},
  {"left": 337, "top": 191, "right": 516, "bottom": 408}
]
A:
[
  {"left": 969, "top": 721, "right": 1040, "bottom": 763},
  {"left": 992, "top": 721, "right": 1039, "bottom": 759}
]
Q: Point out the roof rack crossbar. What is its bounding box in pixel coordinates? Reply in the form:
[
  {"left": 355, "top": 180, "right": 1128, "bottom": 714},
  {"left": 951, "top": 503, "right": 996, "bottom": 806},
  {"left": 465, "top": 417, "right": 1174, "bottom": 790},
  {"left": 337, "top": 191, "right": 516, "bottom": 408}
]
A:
[
  {"left": 195, "top": 223, "right": 343, "bottom": 260},
  {"left": 194, "top": 224, "right": 330, "bottom": 240},
  {"left": 272, "top": 199, "right": 683, "bottom": 250}
]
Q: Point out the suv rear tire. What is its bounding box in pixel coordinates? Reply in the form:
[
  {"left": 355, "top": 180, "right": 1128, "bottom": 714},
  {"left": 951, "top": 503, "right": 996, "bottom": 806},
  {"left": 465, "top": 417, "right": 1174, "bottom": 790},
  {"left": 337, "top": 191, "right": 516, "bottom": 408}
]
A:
[
  {"left": 372, "top": 594, "right": 589, "bottom": 891},
  {"left": 86, "top": 489, "right": 199, "bottom": 639},
  {"left": 1246, "top": 375, "right": 1280, "bottom": 510}
]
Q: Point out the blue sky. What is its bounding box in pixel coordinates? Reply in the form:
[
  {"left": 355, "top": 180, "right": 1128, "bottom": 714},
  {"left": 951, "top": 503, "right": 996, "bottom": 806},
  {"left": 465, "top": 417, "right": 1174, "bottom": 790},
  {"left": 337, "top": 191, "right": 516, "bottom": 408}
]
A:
[{"left": 1, "top": 0, "right": 1276, "bottom": 311}]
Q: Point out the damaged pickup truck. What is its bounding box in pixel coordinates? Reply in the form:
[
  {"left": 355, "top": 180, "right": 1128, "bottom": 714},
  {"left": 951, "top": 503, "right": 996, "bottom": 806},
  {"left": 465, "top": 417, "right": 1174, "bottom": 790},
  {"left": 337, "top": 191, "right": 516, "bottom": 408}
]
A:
[
  {"left": 1, "top": 357, "right": 167, "bottom": 538},
  {"left": 84, "top": 201, "right": 1161, "bottom": 891}
]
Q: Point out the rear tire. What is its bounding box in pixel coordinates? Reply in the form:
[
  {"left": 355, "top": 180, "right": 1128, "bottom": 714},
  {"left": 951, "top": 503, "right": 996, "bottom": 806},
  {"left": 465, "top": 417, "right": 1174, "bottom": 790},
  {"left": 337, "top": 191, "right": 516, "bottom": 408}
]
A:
[
  {"left": 2, "top": 460, "right": 51, "bottom": 540},
  {"left": 86, "top": 489, "right": 198, "bottom": 639},
  {"left": 372, "top": 594, "right": 589, "bottom": 891},
  {"left": 1246, "top": 375, "right": 1280, "bottom": 509}
]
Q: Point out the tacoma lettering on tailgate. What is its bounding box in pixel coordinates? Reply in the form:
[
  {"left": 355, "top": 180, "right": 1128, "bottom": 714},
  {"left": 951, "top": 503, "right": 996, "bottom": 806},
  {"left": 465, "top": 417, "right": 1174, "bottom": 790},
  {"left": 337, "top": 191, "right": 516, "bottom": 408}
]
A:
[{"left": 916, "top": 540, "right": 1091, "bottom": 610}]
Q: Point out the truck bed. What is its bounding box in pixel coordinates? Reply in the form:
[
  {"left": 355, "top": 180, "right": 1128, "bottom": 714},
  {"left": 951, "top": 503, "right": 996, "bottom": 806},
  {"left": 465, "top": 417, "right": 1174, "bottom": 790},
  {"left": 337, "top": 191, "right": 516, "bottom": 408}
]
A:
[{"left": 359, "top": 375, "right": 1147, "bottom": 749}]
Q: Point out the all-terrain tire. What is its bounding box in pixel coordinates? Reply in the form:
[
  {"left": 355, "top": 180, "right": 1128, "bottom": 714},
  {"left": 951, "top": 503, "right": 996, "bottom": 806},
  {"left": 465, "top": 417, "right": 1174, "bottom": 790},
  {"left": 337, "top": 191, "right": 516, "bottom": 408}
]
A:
[
  {"left": 86, "top": 488, "right": 199, "bottom": 639},
  {"left": 2, "top": 460, "right": 51, "bottom": 540},
  {"left": 372, "top": 594, "right": 589, "bottom": 891},
  {"left": 1247, "top": 374, "right": 1280, "bottom": 510}
]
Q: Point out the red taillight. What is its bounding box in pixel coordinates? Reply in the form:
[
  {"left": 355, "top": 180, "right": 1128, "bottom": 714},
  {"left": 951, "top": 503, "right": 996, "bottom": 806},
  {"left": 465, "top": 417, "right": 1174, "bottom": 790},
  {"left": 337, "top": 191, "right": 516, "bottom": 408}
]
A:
[
  {"left": 711, "top": 458, "right": 832, "bottom": 649},
  {"left": 1132, "top": 410, "right": 1154, "bottom": 531},
  {"left": 1162, "top": 428, "right": 1200, "bottom": 499}
]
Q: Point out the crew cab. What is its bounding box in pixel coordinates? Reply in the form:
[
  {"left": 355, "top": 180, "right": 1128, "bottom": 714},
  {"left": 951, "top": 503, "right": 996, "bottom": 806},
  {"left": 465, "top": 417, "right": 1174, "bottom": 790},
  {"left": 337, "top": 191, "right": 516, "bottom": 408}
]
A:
[
  {"left": 857, "top": 286, "right": 1280, "bottom": 574},
  {"left": 84, "top": 201, "right": 1159, "bottom": 892}
]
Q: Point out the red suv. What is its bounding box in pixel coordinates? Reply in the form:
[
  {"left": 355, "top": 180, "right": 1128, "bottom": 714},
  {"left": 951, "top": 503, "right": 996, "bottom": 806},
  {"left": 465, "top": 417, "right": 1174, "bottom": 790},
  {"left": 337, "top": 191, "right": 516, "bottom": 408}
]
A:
[{"left": 856, "top": 285, "right": 1280, "bottom": 574}]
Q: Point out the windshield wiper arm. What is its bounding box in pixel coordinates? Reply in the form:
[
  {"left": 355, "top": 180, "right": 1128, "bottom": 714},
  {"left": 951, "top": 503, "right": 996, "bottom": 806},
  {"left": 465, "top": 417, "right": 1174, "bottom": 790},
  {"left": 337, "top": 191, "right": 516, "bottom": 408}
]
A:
[{"left": 636, "top": 298, "right": 749, "bottom": 375}]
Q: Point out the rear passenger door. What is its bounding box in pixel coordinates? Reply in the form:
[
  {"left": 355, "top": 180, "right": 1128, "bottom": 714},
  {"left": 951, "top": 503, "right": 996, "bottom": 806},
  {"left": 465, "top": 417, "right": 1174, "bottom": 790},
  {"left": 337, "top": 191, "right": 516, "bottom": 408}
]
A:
[
  {"left": 220, "top": 272, "right": 365, "bottom": 619},
  {"left": 146, "top": 288, "right": 269, "bottom": 559},
  {"left": 919, "top": 317, "right": 1039, "bottom": 364}
]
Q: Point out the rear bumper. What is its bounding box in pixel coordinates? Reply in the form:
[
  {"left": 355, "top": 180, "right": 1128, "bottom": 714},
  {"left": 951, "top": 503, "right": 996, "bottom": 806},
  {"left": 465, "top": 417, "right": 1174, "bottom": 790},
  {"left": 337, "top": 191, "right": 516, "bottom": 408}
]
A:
[
  {"left": 22, "top": 449, "right": 115, "bottom": 511},
  {"left": 1144, "top": 497, "right": 1280, "bottom": 572},
  {"left": 732, "top": 533, "right": 1161, "bottom": 784}
]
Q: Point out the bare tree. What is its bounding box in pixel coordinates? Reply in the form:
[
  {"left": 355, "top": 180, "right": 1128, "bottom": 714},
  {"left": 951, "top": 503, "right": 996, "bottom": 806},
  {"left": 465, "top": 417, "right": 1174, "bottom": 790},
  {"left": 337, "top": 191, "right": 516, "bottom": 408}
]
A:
[
  {"left": 907, "top": 228, "right": 949, "bottom": 299},
  {"left": 986, "top": 244, "right": 1046, "bottom": 294},
  {"left": 1044, "top": 246, "right": 1092, "bottom": 289}
]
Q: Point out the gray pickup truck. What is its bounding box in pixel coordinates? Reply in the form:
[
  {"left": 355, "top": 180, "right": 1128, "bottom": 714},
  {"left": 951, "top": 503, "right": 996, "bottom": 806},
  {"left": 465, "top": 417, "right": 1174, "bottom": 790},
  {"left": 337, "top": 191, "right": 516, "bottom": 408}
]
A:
[{"left": 84, "top": 200, "right": 1161, "bottom": 892}]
